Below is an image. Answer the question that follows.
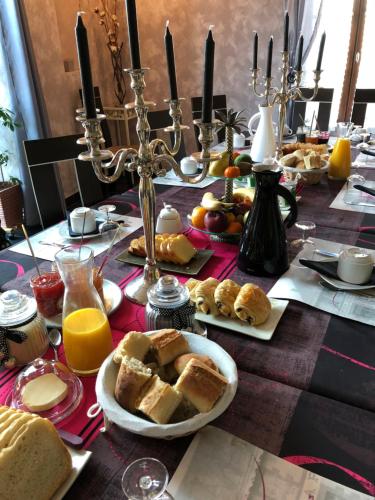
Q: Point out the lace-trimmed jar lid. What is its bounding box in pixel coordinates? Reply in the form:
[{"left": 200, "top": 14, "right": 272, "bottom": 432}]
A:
[{"left": 0, "top": 290, "right": 37, "bottom": 328}]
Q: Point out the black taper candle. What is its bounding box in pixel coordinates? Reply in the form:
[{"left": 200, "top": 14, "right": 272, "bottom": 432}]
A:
[
  {"left": 75, "top": 14, "right": 96, "bottom": 119},
  {"left": 266, "top": 36, "right": 273, "bottom": 78},
  {"left": 202, "top": 29, "right": 215, "bottom": 123},
  {"left": 316, "top": 32, "right": 326, "bottom": 71},
  {"left": 295, "top": 35, "right": 304, "bottom": 71},
  {"left": 283, "top": 11, "right": 289, "bottom": 52},
  {"left": 125, "top": 0, "right": 141, "bottom": 69},
  {"left": 165, "top": 24, "right": 178, "bottom": 100},
  {"left": 253, "top": 31, "right": 258, "bottom": 70}
]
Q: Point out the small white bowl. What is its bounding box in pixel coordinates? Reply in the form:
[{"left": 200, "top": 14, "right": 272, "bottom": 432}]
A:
[
  {"left": 181, "top": 157, "right": 198, "bottom": 175},
  {"left": 70, "top": 207, "right": 96, "bottom": 234},
  {"left": 95, "top": 331, "right": 238, "bottom": 439},
  {"left": 337, "top": 248, "right": 373, "bottom": 284}
]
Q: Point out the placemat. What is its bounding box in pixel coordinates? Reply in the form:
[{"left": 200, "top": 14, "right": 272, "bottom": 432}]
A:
[{"left": 330, "top": 180, "right": 375, "bottom": 215}]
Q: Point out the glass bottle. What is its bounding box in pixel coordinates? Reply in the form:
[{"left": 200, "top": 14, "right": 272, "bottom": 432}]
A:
[{"left": 55, "top": 245, "right": 113, "bottom": 376}]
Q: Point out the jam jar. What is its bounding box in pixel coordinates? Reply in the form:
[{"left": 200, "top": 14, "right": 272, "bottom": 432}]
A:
[
  {"left": 145, "top": 275, "right": 196, "bottom": 331},
  {"left": 0, "top": 290, "right": 49, "bottom": 367}
]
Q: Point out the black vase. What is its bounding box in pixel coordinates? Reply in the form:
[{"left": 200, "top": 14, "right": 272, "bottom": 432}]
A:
[{"left": 237, "top": 165, "right": 298, "bottom": 276}]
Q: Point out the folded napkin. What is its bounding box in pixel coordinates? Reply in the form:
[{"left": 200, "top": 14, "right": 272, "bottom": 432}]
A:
[
  {"left": 67, "top": 212, "right": 100, "bottom": 237},
  {"left": 299, "top": 259, "right": 375, "bottom": 285}
]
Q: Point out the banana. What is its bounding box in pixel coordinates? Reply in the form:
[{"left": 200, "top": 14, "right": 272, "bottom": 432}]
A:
[{"left": 201, "top": 192, "right": 234, "bottom": 211}]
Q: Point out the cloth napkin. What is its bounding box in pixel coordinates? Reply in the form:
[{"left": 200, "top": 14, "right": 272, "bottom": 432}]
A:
[{"left": 299, "top": 259, "right": 375, "bottom": 285}]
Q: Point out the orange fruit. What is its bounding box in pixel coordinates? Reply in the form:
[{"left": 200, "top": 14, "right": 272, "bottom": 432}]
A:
[
  {"left": 226, "top": 212, "right": 236, "bottom": 223},
  {"left": 224, "top": 166, "right": 241, "bottom": 178},
  {"left": 226, "top": 221, "right": 243, "bottom": 234},
  {"left": 191, "top": 206, "right": 207, "bottom": 229}
]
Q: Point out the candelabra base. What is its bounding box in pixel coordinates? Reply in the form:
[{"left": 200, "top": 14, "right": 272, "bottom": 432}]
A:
[{"left": 124, "top": 264, "right": 161, "bottom": 305}]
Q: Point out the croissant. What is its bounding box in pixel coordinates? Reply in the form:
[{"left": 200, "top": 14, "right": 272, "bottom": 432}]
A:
[
  {"left": 234, "top": 283, "right": 271, "bottom": 326},
  {"left": 195, "top": 278, "right": 219, "bottom": 315},
  {"left": 214, "top": 279, "right": 241, "bottom": 318},
  {"left": 185, "top": 278, "right": 202, "bottom": 303}
]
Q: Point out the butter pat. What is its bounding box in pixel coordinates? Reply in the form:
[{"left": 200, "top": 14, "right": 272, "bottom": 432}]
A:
[{"left": 22, "top": 373, "right": 68, "bottom": 411}]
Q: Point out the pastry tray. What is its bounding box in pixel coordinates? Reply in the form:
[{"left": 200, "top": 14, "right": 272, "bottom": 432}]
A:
[{"left": 116, "top": 249, "right": 214, "bottom": 276}]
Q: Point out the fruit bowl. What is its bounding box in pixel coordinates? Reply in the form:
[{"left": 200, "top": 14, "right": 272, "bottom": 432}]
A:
[{"left": 187, "top": 215, "right": 242, "bottom": 242}]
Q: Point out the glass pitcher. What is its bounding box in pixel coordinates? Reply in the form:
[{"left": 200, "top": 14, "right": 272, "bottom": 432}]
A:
[
  {"left": 55, "top": 246, "right": 113, "bottom": 376},
  {"left": 329, "top": 122, "right": 353, "bottom": 180},
  {"left": 237, "top": 164, "right": 298, "bottom": 276}
]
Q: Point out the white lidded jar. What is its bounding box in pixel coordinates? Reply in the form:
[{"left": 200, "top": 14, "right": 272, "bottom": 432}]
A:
[
  {"left": 0, "top": 290, "right": 49, "bottom": 367},
  {"left": 156, "top": 203, "right": 183, "bottom": 234}
]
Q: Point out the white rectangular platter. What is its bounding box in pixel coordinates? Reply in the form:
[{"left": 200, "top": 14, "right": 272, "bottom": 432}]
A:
[
  {"left": 195, "top": 298, "right": 289, "bottom": 341},
  {"left": 53, "top": 447, "right": 92, "bottom": 500}
]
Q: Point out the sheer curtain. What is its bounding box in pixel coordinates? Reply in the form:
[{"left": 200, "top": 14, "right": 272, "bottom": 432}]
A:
[{"left": 0, "top": 0, "right": 49, "bottom": 226}]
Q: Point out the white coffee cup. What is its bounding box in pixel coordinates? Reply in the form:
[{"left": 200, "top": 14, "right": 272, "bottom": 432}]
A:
[
  {"left": 233, "top": 133, "right": 246, "bottom": 148},
  {"left": 70, "top": 207, "right": 96, "bottom": 234},
  {"left": 181, "top": 157, "right": 198, "bottom": 175},
  {"left": 337, "top": 247, "right": 373, "bottom": 284}
]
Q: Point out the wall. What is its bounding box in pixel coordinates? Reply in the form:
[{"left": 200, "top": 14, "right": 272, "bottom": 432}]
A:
[{"left": 23, "top": 0, "right": 283, "bottom": 196}]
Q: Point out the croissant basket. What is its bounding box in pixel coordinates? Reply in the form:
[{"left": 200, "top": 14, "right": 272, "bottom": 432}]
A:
[{"left": 282, "top": 168, "right": 323, "bottom": 185}]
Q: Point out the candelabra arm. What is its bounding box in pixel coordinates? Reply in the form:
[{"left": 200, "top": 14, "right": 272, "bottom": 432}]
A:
[{"left": 294, "top": 70, "right": 322, "bottom": 102}]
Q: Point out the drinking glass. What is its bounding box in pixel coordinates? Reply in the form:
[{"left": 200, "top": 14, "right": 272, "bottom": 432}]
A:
[
  {"left": 289, "top": 220, "right": 316, "bottom": 267},
  {"left": 336, "top": 121, "right": 354, "bottom": 138},
  {"left": 121, "top": 458, "right": 172, "bottom": 500},
  {"left": 356, "top": 132, "right": 370, "bottom": 150}
]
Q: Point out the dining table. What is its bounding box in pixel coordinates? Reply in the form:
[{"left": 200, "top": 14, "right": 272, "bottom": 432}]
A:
[{"left": 0, "top": 165, "right": 374, "bottom": 499}]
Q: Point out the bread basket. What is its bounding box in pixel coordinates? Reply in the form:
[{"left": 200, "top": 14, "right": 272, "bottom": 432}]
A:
[
  {"left": 93, "top": 331, "right": 238, "bottom": 439},
  {"left": 281, "top": 160, "right": 328, "bottom": 185}
]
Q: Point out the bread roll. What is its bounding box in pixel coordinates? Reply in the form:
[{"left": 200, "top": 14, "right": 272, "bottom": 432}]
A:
[
  {"left": 175, "top": 358, "right": 228, "bottom": 413},
  {"left": 214, "top": 279, "right": 241, "bottom": 318},
  {"left": 234, "top": 283, "right": 271, "bottom": 326},
  {"left": 113, "top": 331, "right": 152, "bottom": 364},
  {"left": 150, "top": 329, "right": 190, "bottom": 366},
  {"left": 195, "top": 278, "right": 219, "bottom": 315},
  {"left": 136, "top": 375, "right": 183, "bottom": 424},
  {"left": 115, "top": 357, "right": 152, "bottom": 412},
  {"left": 174, "top": 353, "right": 218, "bottom": 375},
  {"left": 0, "top": 406, "right": 72, "bottom": 500}
]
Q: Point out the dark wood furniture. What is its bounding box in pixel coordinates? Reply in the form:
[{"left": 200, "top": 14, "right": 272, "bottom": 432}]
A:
[
  {"left": 289, "top": 88, "right": 334, "bottom": 133},
  {"left": 351, "top": 89, "right": 375, "bottom": 126},
  {"left": 147, "top": 109, "right": 187, "bottom": 162},
  {"left": 191, "top": 94, "right": 227, "bottom": 150},
  {"left": 23, "top": 135, "right": 103, "bottom": 228}
]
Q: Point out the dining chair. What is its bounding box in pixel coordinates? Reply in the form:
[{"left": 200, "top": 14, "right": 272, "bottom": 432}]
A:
[
  {"left": 191, "top": 95, "right": 227, "bottom": 150},
  {"left": 23, "top": 134, "right": 104, "bottom": 228},
  {"left": 351, "top": 89, "right": 375, "bottom": 126},
  {"left": 289, "top": 88, "right": 334, "bottom": 133},
  {"left": 147, "top": 108, "right": 187, "bottom": 162}
]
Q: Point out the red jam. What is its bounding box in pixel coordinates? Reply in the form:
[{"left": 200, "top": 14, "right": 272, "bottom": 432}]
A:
[{"left": 30, "top": 272, "right": 64, "bottom": 318}]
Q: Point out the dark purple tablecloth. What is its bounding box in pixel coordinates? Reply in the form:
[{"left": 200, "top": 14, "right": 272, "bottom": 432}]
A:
[{"left": 1, "top": 177, "right": 374, "bottom": 497}]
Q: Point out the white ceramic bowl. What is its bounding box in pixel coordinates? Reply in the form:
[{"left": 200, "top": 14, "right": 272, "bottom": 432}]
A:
[{"left": 95, "top": 331, "right": 238, "bottom": 439}]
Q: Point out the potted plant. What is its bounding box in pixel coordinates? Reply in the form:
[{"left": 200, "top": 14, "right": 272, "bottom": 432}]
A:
[{"left": 0, "top": 107, "right": 23, "bottom": 229}]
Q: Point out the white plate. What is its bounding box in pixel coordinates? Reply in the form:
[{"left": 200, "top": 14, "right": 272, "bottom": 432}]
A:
[
  {"left": 52, "top": 447, "right": 92, "bottom": 500},
  {"left": 319, "top": 273, "right": 375, "bottom": 291},
  {"left": 45, "top": 279, "right": 123, "bottom": 327},
  {"left": 58, "top": 221, "right": 103, "bottom": 241},
  {"left": 195, "top": 298, "right": 289, "bottom": 341},
  {"left": 95, "top": 331, "right": 238, "bottom": 439},
  {"left": 280, "top": 159, "right": 329, "bottom": 174}
]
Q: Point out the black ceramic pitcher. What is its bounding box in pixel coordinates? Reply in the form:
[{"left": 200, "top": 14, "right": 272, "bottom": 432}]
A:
[{"left": 237, "top": 164, "right": 298, "bottom": 276}]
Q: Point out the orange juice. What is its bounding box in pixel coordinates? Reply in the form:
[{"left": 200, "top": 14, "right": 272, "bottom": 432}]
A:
[
  {"left": 63, "top": 308, "right": 113, "bottom": 375},
  {"left": 329, "top": 138, "right": 351, "bottom": 180}
]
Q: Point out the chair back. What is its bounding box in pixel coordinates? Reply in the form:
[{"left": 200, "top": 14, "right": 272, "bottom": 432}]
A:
[
  {"left": 147, "top": 109, "right": 187, "bottom": 162},
  {"left": 191, "top": 95, "right": 227, "bottom": 150},
  {"left": 351, "top": 89, "right": 375, "bottom": 126},
  {"left": 289, "top": 88, "right": 334, "bottom": 133},
  {"left": 23, "top": 135, "right": 103, "bottom": 228}
]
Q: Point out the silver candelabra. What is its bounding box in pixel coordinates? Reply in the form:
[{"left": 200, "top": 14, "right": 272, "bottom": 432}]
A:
[
  {"left": 77, "top": 67, "right": 217, "bottom": 305},
  {"left": 250, "top": 51, "right": 322, "bottom": 158}
]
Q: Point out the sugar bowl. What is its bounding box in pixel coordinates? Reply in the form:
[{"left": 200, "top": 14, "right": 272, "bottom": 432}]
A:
[
  {"left": 337, "top": 248, "right": 374, "bottom": 284},
  {"left": 0, "top": 290, "right": 49, "bottom": 368}
]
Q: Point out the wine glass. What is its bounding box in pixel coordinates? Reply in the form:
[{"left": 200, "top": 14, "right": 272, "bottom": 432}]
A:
[
  {"left": 289, "top": 220, "right": 316, "bottom": 267},
  {"left": 121, "top": 458, "right": 172, "bottom": 500}
]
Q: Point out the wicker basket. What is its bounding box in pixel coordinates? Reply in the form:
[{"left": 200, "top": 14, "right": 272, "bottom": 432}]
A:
[
  {"left": 0, "top": 182, "right": 24, "bottom": 228},
  {"left": 282, "top": 168, "right": 324, "bottom": 185}
]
